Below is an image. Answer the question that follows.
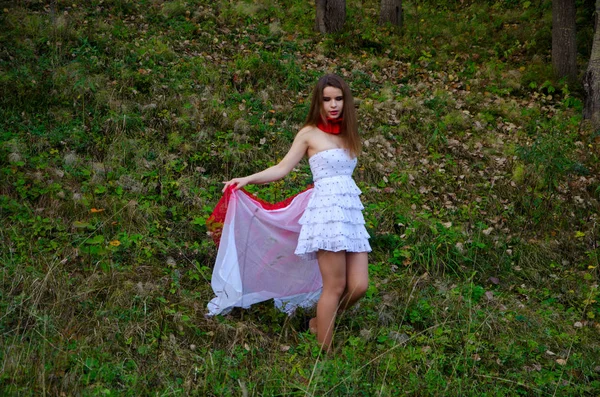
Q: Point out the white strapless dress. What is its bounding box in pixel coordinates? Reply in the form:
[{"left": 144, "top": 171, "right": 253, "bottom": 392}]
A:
[{"left": 295, "top": 148, "right": 371, "bottom": 260}]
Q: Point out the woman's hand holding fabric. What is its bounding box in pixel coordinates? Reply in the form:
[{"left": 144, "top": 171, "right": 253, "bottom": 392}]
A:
[{"left": 222, "top": 177, "right": 250, "bottom": 192}]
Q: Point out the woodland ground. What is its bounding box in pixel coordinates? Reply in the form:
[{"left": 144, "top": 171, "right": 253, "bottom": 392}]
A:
[{"left": 1, "top": 0, "right": 599, "bottom": 395}]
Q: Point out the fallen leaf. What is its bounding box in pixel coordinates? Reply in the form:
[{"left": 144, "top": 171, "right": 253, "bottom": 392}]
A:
[
  {"left": 73, "top": 221, "right": 91, "bottom": 228},
  {"left": 279, "top": 345, "right": 290, "bottom": 352}
]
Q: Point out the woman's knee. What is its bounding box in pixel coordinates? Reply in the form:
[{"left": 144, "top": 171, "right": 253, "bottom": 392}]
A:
[
  {"left": 345, "top": 254, "right": 369, "bottom": 298},
  {"left": 323, "top": 279, "right": 347, "bottom": 297},
  {"left": 318, "top": 250, "right": 348, "bottom": 297},
  {"left": 347, "top": 278, "right": 368, "bottom": 298}
]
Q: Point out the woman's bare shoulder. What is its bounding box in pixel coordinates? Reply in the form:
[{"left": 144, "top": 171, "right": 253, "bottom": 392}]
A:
[
  {"left": 297, "top": 125, "right": 319, "bottom": 137},
  {"left": 295, "top": 125, "right": 320, "bottom": 145}
]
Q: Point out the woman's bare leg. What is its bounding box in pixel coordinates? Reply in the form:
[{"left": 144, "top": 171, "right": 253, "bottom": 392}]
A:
[
  {"left": 315, "top": 250, "right": 347, "bottom": 352},
  {"left": 308, "top": 317, "right": 317, "bottom": 334},
  {"left": 338, "top": 252, "right": 369, "bottom": 312}
]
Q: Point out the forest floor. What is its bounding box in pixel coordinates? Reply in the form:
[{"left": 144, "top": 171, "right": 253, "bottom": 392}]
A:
[{"left": 1, "top": 0, "right": 599, "bottom": 395}]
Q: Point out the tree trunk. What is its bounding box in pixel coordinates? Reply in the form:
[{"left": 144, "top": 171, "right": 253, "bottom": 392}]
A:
[
  {"left": 315, "top": 0, "right": 346, "bottom": 34},
  {"left": 584, "top": 0, "right": 600, "bottom": 128},
  {"left": 552, "top": 0, "right": 577, "bottom": 82},
  {"left": 379, "top": 0, "right": 403, "bottom": 28}
]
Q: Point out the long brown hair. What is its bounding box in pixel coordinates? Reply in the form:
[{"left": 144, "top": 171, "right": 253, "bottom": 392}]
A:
[{"left": 304, "top": 74, "right": 361, "bottom": 157}]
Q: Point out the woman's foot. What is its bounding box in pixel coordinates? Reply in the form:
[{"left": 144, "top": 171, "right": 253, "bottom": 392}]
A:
[{"left": 308, "top": 317, "right": 318, "bottom": 335}]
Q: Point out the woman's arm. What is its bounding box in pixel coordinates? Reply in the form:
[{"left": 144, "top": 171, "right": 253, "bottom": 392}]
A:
[{"left": 222, "top": 128, "right": 310, "bottom": 192}]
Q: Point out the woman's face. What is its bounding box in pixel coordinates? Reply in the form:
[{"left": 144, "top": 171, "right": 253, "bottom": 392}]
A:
[{"left": 322, "top": 86, "right": 343, "bottom": 119}]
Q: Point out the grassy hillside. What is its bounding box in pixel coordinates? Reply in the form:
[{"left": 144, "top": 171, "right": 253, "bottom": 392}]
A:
[{"left": 1, "top": 0, "right": 599, "bottom": 395}]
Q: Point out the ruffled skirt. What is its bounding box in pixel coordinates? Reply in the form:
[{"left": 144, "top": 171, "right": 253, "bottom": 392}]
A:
[{"left": 295, "top": 175, "right": 371, "bottom": 260}]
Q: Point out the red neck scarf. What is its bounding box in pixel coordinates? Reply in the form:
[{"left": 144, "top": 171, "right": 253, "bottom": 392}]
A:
[{"left": 317, "top": 117, "right": 343, "bottom": 135}]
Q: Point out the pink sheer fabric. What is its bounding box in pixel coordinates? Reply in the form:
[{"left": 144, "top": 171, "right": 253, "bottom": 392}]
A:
[{"left": 207, "top": 187, "right": 322, "bottom": 316}]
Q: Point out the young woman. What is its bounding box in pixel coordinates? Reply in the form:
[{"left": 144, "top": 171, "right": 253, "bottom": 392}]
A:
[{"left": 219, "top": 74, "right": 371, "bottom": 352}]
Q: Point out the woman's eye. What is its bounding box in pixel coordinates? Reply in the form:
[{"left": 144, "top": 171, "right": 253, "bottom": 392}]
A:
[
  {"left": 323, "top": 97, "right": 331, "bottom": 101},
  {"left": 335, "top": 97, "right": 343, "bottom": 101}
]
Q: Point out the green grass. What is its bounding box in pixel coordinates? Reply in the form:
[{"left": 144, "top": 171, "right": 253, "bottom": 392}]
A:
[{"left": 1, "top": 0, "right": 599, "bottom": 395}]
